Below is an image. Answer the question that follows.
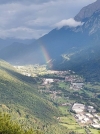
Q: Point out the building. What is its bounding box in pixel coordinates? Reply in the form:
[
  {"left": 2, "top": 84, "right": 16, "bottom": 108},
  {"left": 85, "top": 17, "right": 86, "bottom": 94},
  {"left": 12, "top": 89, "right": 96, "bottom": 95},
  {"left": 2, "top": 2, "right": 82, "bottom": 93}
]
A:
[
  {"left": 72, "top": 103, "right": 85, "bottom": 113},
  {"left": 91, "top": 124, "right": 100, "bottom": 129},
  {"left": 75, "top": 114, "right": 90, "bottom": 123},
  {"left": 43, "top": 79, "right": 54, "bottom": 85},
  {"left": 70, "top": 83, "right": 84, "bottom": 90},
  {"left": 87, "top": 106, "right": 96, "bottom": 113},
  {"left": 86, "top": 113, "right": 93, "bottom": 118}
]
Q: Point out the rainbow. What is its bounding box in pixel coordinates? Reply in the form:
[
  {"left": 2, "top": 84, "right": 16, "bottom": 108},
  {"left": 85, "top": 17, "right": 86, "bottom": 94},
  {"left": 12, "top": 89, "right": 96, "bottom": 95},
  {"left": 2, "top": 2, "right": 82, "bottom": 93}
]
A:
[{"left": 40, "top": 45, "right": 52, "bottom": 68}]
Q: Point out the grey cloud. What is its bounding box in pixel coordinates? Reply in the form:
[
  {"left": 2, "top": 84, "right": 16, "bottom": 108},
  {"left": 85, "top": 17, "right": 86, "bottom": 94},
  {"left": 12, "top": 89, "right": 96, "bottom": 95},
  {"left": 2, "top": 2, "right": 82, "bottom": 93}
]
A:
[
  {"left": 0, "top": 0, "right": 57, "bottom": 5},
  {"left": 0, "top": 27, "right": 48, "bottom": 39},
  {"left": 0, "top": 0, "right": 96, "bottom": 39},
  {"left": 0, "top": 0, "right": 96, "bottom": 5}
]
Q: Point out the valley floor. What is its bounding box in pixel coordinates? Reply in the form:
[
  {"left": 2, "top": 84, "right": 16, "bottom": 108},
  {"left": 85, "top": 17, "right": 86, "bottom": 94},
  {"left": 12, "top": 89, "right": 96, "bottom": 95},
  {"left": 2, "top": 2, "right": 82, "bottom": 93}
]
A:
[{"left": 14, "top": 65, "right": 100, "bottom": 134}]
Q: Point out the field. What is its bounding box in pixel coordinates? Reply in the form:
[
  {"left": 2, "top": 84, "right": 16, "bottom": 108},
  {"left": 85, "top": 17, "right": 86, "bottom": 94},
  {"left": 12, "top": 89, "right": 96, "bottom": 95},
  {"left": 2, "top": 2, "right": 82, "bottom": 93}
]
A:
[{"left": 59, "top": 116, "right": 86, "bottom": 133}]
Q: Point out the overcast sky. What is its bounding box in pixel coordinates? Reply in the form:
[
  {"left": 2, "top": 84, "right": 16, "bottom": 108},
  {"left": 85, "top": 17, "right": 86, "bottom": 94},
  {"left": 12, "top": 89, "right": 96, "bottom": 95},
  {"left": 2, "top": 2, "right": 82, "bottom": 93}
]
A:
[{"left": 0, "top": 0, "right": 96, "bottom": 39}]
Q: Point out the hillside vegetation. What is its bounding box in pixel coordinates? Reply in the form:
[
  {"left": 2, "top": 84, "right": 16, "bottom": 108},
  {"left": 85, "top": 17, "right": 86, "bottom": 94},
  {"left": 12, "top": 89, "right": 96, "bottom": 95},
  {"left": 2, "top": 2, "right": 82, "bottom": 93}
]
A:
[
  {"left": 0, "top": 60, "right": 71, "bottom": 134},
  {"left": 0, "top": 113, "right": 42, "bottom": 134}
]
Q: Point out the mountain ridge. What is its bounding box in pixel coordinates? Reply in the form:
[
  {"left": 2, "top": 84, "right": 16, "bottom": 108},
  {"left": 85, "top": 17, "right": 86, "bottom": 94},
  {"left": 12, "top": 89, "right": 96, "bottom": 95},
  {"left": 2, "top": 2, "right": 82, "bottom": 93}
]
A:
[{"left": 75, "top": 0, "right": 100, "bottom": 21}]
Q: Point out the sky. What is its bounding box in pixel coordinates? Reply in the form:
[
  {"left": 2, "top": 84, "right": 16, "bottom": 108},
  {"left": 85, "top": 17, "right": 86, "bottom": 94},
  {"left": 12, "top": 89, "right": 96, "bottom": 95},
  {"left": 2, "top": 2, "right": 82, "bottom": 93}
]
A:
[{"left": 0, "top": 0, "right": 96, "bottom": 39}]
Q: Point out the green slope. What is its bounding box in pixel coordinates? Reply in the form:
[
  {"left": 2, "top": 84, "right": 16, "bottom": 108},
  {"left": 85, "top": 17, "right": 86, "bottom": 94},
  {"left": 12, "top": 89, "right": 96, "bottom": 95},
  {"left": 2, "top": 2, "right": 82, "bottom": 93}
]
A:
[
  {"left": 0, "top": 113, "right": 42, "bottom": 134},
  {"left": 0, "top": 60, "right": 56, "bottom": 120},
  {"left": 0, "top": 60, "right": 70, "bottom": 134}
]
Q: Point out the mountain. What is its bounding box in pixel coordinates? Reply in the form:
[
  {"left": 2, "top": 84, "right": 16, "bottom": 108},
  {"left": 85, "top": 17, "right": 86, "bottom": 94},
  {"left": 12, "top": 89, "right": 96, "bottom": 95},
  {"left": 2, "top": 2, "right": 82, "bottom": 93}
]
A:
[
  {"left": 0, "top": 38, "right": 35, "bottom": 50},
  {"left": 75, "top": 0, "right": 100, "bottom": 21},
  {"left": 53, "top": 9, "right": 100, "bottom": 81},
  {"left": 0, "top": 42, "right": 30, "bottom": 64},
  {"left": 0, "top": 24, "right": 91, "bottom": 65},
  {"left": 0, "top": 60, "right": 70, "bottom": 134},
  {"left": 0, "top": 60, "right": 58, "bottom": 121},
  {"left": 0, "top": 0, "right": 100, "bottom": 81}
]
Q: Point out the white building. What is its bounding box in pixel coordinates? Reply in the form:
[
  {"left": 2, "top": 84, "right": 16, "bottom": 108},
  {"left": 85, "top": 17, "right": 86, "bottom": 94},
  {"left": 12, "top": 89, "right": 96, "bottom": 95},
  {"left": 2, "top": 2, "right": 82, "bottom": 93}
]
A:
[
  {"left": 72, "top": 103, "right": 85, "bottom": 113},
  {"left": 87, "top": 106, "right": 96, "bottom": 113},
  {"left": 86, "top": 113, "right": 93, "bottom": 118},
  {"left": 43, "top": 79, "right": 54, "bottom": 84},
  {"left": 84, "top": 117, "right": 89, "bottom": 122},
  {"left": 91, "top": 124, "right": 100, "bottom": 129},
  {"left": 93, "top": 119, "right": 98, "bottom": 124}
]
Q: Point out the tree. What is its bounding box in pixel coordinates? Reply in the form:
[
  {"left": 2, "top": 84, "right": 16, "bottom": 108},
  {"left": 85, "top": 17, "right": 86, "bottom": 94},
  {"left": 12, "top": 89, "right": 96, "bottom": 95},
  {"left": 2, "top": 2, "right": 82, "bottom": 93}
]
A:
[{"left": 0, "top": 113, "right": 43, "bottom": 134}]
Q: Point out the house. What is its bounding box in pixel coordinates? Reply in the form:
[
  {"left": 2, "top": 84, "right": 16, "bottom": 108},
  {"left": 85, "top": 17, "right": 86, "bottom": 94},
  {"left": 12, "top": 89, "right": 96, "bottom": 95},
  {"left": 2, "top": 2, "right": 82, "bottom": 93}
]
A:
[
  {"left": 91, "top": 123, "right": 100, "bottom": 129},
  {"left": 43, "top": 79, "right": 54, "bottom": 85},
  {"left": 84, "top": 117, "right": 89, "bottom": 122},
  {"left": 75, "top": 114, "right": 90, "bottom": 123},
  {"left": 93, "top": 119, "right": 98, "bottom": 124},
  {"left": 76, "top": 114, "right": 85, "bottom": 120},
  {"left": 72, "top": 103, "right": 85, "bottom": 113},
  {"left": 87, "top": 106, "right": 96, "bottom": 113},
  {"left": 86, "top": 113, "right": 93, "bottom": 118},
  {"left": 71, "top": 83, "right": 84, "bottom": 90}
]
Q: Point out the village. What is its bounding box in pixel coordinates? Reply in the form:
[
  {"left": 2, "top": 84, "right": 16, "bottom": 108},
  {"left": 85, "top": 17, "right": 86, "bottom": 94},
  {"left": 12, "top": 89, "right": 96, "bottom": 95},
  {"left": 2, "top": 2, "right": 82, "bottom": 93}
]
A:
[
  {"left": 72, "top": 103, "right": 100, "bottom": 129},
  {"left": 39, "top": 71, "right": 100, "bottom": 131},
  {"left": 14, "top": 65, "right": 47, "bottom": 77},
  {"left": 14, "top": 65, "right": 84, "bottom": 91},
  {"left": 40, "top": 72, "right": 84, "bottom": 100},
  {"left": 14, "top": 65, "right": 100, "bottom": 132}
]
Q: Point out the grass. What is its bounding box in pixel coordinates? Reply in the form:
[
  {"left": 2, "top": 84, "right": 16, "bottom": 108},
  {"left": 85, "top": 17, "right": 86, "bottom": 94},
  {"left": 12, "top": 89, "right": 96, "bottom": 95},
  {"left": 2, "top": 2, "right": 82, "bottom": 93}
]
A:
[
  {"left": 89, "top": 129, "right": 100, "bottom": 134},
  {"left": 57, "top": 105, "right": 86, "bottom": 133},
  {"left": 59, "top": 114, "right": 100, "bottom": 134},
  {"left": 59, "top": 116, "right": 77, "bottom": 124},
  {"left": 59, "top": 117, "right": 86, "bottom": 133},
  {"left": 58, "top": 106, "right": 70, "bottom": 115},
  {"left": 54, "top": 97, "right": 67, "bottom": 104},
  {"left": 58, "top": 82, "right": 68, "bottom": 89}
]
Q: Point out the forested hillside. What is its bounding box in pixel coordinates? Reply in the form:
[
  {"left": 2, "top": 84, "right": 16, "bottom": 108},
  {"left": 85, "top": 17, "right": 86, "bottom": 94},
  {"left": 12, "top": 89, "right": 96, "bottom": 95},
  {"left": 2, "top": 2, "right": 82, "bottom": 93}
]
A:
[
  {"left": 0, "top": 60, "right": 71, "bottom": 134},
  {"left": 0, "top": 113, "right": 42, "bottom": 134}
]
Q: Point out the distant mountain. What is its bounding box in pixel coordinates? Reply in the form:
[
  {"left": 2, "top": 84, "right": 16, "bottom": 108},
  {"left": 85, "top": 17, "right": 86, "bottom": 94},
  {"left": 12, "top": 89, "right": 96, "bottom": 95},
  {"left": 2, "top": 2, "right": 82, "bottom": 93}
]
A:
[
  {"left": 0, "top": 42, "right": 30, "bottom": 64},
  {"left": 53, "top": 9, "right": 100, "bottom": 81},
  {"left": 0, "top": 38, "right": 35, "bottom": 50},
  {"left": 0, "top": 22, "right": 92, "bottom": 65},
  {"left": 75, "top": 0, "right": 100, "bottom": 21},
  {"left": 0, "top": 0, "right": 100, "bottom": 81},
  {"left": 0, "top": 38, "right": 36, "bottom": 64}
]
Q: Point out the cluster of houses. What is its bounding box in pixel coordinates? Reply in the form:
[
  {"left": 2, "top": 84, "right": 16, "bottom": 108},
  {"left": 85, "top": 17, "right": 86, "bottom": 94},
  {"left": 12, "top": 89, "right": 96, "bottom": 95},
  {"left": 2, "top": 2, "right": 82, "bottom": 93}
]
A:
[
  {"left": 14, "top": 65, "right": 47, "bottom": 77},
  {"left": 14, "top": 66, "right": 33, "bottom": 77},
  {"left": 70, "top": 82, "right": 84, "bottom": 90},
  {"left": 65, "top": 75, "right": 84, "bottom": 90},
  {"left": 47, "top": 70, "right": 70, "bottom": 75},
  {"left": 15, "top": 66, "right": 84, "bottom": 91},
  {"left": 65, "top": 75, "right": 83, "bottom": 82},
  {"left": 72, "top": 103, "right": 100, "bottom": 129},
  {"left": 42, "top": 73, "right": 84, "bottom": 91}
]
